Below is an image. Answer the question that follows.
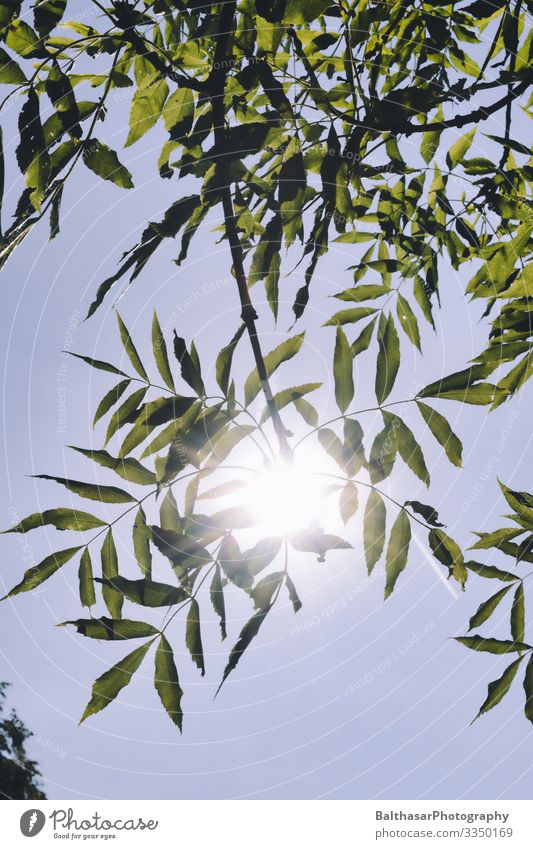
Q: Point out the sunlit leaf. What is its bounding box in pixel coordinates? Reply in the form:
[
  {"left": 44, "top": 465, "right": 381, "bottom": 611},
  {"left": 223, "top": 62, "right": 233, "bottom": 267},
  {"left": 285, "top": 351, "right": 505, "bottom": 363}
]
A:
[
  {"left": 375, "top": 313, "right": 400, "bottom": 404},
  {"left": 384, "top": 510, "right": 411, "bottom": 599},
  {"left": 333, "top": 326, "right": 354, "bottom": 413},
  {"left": 152, "top": 311, "right": 175, "bottom": 392},
  {"left": 244, "top": 334, "right": 305, "bottom": 405},
  {"left": 416, "top": 401, "right": 463, "bottom": 467},
  {"left": 364, "top": 489, "right": 386, "bottom": 574}
]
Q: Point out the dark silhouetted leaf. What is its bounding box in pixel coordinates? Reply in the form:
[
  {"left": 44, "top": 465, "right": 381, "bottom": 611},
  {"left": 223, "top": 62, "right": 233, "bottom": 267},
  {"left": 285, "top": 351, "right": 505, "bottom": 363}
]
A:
[
  {"left": 154, "top": 635, "right": 183, "bottom": 730},
  {"left": 2, "top": 546, "right": 82, "bottom": 598},
  {"left": 186, "top": 598, "right": 205, "bottom": 676},
  {"left": 80, "top": 640, "right": 152, "bottom": 723}
]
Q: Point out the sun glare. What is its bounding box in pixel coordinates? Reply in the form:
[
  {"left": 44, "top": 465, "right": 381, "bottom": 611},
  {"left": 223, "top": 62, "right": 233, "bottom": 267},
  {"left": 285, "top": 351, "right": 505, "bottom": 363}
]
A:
[{"left": 246, "top": 459, "right": 327, "bottom": 535}]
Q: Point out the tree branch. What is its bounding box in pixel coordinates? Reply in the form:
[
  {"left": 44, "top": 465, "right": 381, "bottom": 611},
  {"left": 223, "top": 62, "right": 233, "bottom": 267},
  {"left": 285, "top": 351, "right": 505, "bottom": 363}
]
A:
[{"left": 209, "top": 0, "right": 291, "bottom": 457}]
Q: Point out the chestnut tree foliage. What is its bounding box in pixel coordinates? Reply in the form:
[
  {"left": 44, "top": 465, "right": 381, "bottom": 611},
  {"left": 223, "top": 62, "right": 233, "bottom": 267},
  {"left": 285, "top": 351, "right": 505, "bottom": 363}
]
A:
[{"left": 1, "top": 0, "right": 533, "bottom": 729}]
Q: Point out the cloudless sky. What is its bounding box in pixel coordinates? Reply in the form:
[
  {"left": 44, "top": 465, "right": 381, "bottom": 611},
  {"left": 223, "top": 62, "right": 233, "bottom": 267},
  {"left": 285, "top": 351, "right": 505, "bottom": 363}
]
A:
[{"left": 1, "top": 8, "right": 533, "bottom": 800}]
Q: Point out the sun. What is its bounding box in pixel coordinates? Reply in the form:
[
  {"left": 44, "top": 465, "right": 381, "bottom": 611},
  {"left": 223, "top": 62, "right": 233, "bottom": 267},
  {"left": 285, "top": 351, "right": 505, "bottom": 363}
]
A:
[{"left": 246, "top": 458, "right": 327, "bottom": 535}]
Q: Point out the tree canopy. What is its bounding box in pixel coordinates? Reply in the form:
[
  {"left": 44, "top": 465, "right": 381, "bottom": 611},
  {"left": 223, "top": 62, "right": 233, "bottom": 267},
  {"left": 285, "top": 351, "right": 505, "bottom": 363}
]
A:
[
  {"left": 1, "top": 0, "right": 533, "bottom": 730},
  {"left": 0, "top": 682, "right": 46, "bottom": 800}
]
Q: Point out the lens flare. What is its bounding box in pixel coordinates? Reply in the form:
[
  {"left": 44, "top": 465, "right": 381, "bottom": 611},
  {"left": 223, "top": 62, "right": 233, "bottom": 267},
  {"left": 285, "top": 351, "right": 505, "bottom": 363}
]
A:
[{"left": 246, "top": 460, "right": 326, "bottom": 535}]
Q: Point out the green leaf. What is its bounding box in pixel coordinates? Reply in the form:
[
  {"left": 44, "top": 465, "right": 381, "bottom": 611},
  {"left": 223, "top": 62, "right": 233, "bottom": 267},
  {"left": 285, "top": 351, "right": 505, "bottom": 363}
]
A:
[
  {"left": 317, "top": 428, "right": 345, "bottom": 471},
  {"left": 524, "top": 655, "right": 533, "bottom": 723},
  {"left": 163, "top": 87, "right": 194, "bottom": 138},
  {"left": 293, "top": 397, "right": 318, "bottom": 427},
  {"left": 396, "top": 293, "right": 421, "bottom": 351},
  {"left": 219, "top": 533, "right": 253, "bottom": 590},
  {"left": 82, "top": 141, "right": 133, "bottom": 189},
  {"left": 289, "top": 528, "right": 352, "bottom": 563},
  {"left": 133, "top": 507, "right": 152, "bottom": 579},
  {"left": 383, "top": 412, "right": 429, "bottom": 486},
  {"left": 340, "top": 481, "right": 358, "bottom": 524},
  {"left": 323, "top": 307, "right": 378, "bottom": 327},
  {"left": 2, "top": 546, "right": 82, "bottom": 599},
  {"left": 62, "top": 617, "right": 158, "bottom": 640},
  {"left": 416, "top": 401, "right": 463, "bottom": 467},
  {"left": 34, "top": 474, "right": 135, "bottom": 504},
  {"left": 0, "top": 47, "right": 26, "bottom": 83},
  {"left": 470, "top": 528, "right": 524, "bottom": 550},
  {"left": 420, "top": 111, "right": 443, "bottom": 164},
  {"left": 34, "top": 0, "right": 66, "bottom": 36},
  {"left": 152, "top": 527, "right": 211, "bottom": 573},
  {"left": 216, "top": 608, "right": 269, "bottom": 695},
  {"left": 428, "top": 528, "right": 467, "bottom": 588},
  {"left": 70, "top": 446, "right": 156, "bottom": 486},
  {"left": 173, "top": 332, "right": 205, "bottom": 397},
  {"left": 159, "top": 490, "right": 181, "bottom": 532},
  {"left": 511, "top": 583, "right": 525, "bottom": 644},
  {"left": 151, "top": 311, "right": 175, "bottom": 392},
  {"left": 404, "top": 501, "right": 443, "bottom": 527},
  {"left": 116, "top": 312, "right": 148, "bottom": 381},
  {"left": 333, "top": 326, "right": 354, "bottom": 413},
  {"left": 97, "top": 576, "right": 188, "bottom": 608},
  {"left": 368, "top": 422, "right": 397, "bottom": 483},
  {"left": 279, "top": 136, "right": 306, "bottom": 246},
  {"left": 93, "top": 379, "right": 131, "bottom": 428},
  {"left": 5, "top": 19, "right": 39, "bottom": 57},
  {"left": 78, "top": 548, "right": 96, "bottom": 608},
  {"left": 3, "top": 508, "right": 106, "bottom": 533},
  {"left": 363, "top": 489, "right": 386, "bottom": 575},
  {"left": 260, "top": 383, "right": 321, "bottom": 424},
  {"left": 468, "top": 585, "right": 513, "bottom": 630},
  {"left": 186, "top": 599, "right": 205, "bottom": 676},
  {"left": 216, "top": 324, "right": 245, "bottom": 396},
  {"left": 456, "top": 636, "right": 531, "bottom": 654},
  {"left": 154, "top": 635, "right": 183, "bottom": 730},
  {"left": 466, "top": 561, "right": 519, "bottom": 582},
  {"left": 351, "top": 318, "right": 377, "bottom": 357},
  {"left": 499, "top": 483, "right": 533, "bottom": 526},
  {"left": 446, "top": 128, "right": 476, "bottom": 169},
  {"left": 475, "top": 657, "right": 523, "bottom": 720},
  {"left": 125, "top": 77, "right": 169, "bottom": 147},
  {"left": 285, "top": 574, "right": 302, "bottom": 613},
  {"left": 68, "top": 352, "right": 129, "bottom": 377},
  {"left": 210, "top": 564, "right": 227, "bottom": 640},
  {"left": 101, "top": 530, "right": 122, "bottom": 620},
  {"left": 251, "top": 572, "right": 284, "bottom": 612},
  {"left": 80, "top": 641, "right": 152, "bottom": 723},
  {"left": 244, "top": 334, "right": 305, "bottom": 405},
  {"left": 375, "top": 313, "right": 400, "bottom": 404},
  {"left": 384, "top": 510, "right": 411, "bottom": 599},
  {"left": 106, "top": 387, "right": 149, "bottom": 447},
  {"left": 343, "top": 418, "right": 365, "bottom": 476}
]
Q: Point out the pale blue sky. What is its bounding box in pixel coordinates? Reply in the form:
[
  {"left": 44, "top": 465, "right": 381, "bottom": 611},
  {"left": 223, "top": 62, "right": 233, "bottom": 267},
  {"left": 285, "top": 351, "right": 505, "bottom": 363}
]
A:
[{"left": 1, "top": 20, "right": 533, "bottom": 800}]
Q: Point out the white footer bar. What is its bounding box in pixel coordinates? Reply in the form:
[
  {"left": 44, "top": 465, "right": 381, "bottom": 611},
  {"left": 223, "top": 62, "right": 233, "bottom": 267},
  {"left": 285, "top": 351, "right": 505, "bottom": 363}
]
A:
[{"left": 1, "top": 800, "right": 530, "bottom": 848}]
